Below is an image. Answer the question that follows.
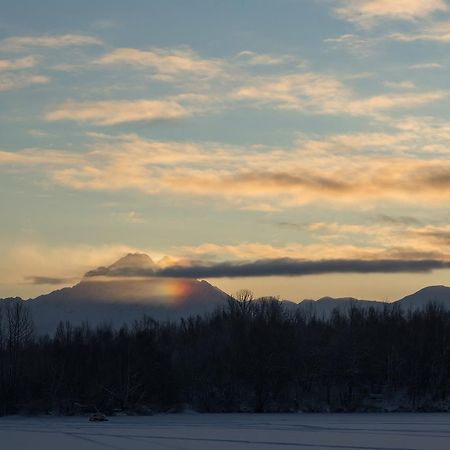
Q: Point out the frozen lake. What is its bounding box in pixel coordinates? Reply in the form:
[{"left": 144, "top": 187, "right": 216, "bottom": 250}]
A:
[{"left": 1, "top": 413, "right": 450, "bottom": 450}]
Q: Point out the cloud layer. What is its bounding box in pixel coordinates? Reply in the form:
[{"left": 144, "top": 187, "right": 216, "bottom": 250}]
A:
[{"left": 4, "top": 128, "right": 450, "bottom": 209}]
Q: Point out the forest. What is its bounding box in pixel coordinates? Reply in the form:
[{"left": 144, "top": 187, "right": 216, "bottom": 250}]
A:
[{"left": 1, "top": 292, "right": 449, "bottom": 415}]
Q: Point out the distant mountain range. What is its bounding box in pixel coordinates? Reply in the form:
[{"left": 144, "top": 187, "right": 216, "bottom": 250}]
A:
[
  {"left": 295, "top": 285, "right": 450, "bottom": 317},
  {"left": 2, "top": 253, "right": 450, "bottom": 334}
]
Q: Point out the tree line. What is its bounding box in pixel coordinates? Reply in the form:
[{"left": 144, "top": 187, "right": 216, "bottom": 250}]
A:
[{"left": 1, "top": 291, "right": 450, "bottom": 415}]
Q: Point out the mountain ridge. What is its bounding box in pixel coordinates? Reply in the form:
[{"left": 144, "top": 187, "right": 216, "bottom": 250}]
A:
[{"left": 2, "top": 253, "right": 450, "bottom": 334}]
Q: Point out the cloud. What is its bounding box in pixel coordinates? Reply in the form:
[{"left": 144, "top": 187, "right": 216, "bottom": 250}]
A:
[
  {"left": 346, "top": 91, "right": 447, "bottom": 115},
  {"left": 233, "top": 73, "right": 349, "bottom": 112},
  {"left": 155, "top": 258, "right": 450, "bottom": 278},
  {"left": 97, "top": 47, "right": 225, "bottom": 80},
  {"left": 236, "top": 51, "right": 288, "bottom": 66},
  {"left": 390, "top": 20, "right": 450, "bottom": 42},
  {"left": 335, "top": 0, "right": 448, "bottom": 27},
  {"left": 27, "top": 129, "right": 52, "bottom": 138},
  {"left": 0, "top": 34, "right": 102, "bottom": 50},
  {"left": 0, "top": 148, "right": 82, "bottom": 165},
  {"left": 0, "top": 56, "right": 37, "bottom": 71},
  {"left": 26, "top": 276, "right": 76, "bottom": 285},
  {"left": 409, "top": 63, "right": 444, "bottom": 69},
  {"left": 0, "top": 74, "right": 50, "bottom": 91},
  {"left": 46, "top": 98, "right": 199, "bottom": 125},
  {"left": 324, "top": 33, "right": 378, "bottom": 56},
  {"left": 232, "top": 73, "right": 446, "bottom": 117},
  {"left": 376, "top": 215, "right": 422, "bottom": 226},
  {"left": 6, "top": 128, "right": 450, "bottom": 209},
  {"left": 175, "top": 241, "right": 386, "bottom": 261},
  {"left": 412, "top": 225, "right": 450, "bottom": 245},
  {"left": 124, "top": 211, "right": 145, "bottom": 224},
  {"left": 383, "top": 81, "right": 415, "bottom": 89}
]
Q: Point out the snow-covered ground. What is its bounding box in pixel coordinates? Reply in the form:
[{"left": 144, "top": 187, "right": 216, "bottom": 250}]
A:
[{"left": 1, "top": 413, "right": 450, "bottom": 450}]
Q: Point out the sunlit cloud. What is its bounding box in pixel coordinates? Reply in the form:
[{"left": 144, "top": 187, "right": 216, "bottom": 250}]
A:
[
  {"left": 177, "top": 220, "right": 450, "bottom": 262},
  {"left": 46, "top": 98, "right": 201, "bottom": 125},
  {"left": 0, "top": 148, "right": 82, "bottom": 165},
  {"left": 335, "top": 0, "right": 448, "bottom": 27},
  {"left": 0, "top": 34, "right": 102, "bottom": 50},
  {"left": 4, "top": 131, "right": 450, "bottom": 210},
  {"left": 232, "top": 73, "right": 447, "bottom": 117},
  {"left": 175, "top": 241, "right": 385, "bottom": 261},
  {"left": 97, "top": 47, "right": 225, "bottom": 80}
]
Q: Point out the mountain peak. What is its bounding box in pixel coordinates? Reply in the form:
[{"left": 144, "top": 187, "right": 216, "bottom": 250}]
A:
[
  {"left": 397, "top": 285, "right": 450, "bottom": 309},
  {"left": 413, "top": 285, "right": 448, "bottom": 293},
  {"left": 109, "top": 253, "right": 156, "bottom": 270},
  {"left": 84, "top": 253, "right": 157, "bottom": 278}
]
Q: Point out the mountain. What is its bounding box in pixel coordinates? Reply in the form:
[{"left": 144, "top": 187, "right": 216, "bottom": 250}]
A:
[
  {"left": 297, "top": 296, "right": 383, "bottom": 318},
  {"left": 395, "top": 285, "right": 450, "bottom": 311},
  {"left": 22, "top": 253, "right": 229, "bottom": 334},
  {"left": 295, "top": 285, "right": 450, "bottom": 318},
  {"left": 2, "top": 252, "right": 450, "bottom": 334}
]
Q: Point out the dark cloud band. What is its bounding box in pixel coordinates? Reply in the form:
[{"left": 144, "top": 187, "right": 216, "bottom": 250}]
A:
[{"left": 157, "top": 258, "right": 450, "bottom": 278}]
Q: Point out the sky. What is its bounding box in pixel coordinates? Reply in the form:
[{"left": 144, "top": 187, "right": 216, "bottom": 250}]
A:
[{"left": 2, "top": 0, "right": 450, "bottom": 301}]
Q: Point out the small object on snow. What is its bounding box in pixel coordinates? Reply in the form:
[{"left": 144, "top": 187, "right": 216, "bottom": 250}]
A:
[{"left": 89, "top": 412, "right": 108, "bottom": 422}]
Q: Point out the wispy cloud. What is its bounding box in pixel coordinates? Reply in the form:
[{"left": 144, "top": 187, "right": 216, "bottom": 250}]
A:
[
  {"left": 390, "top": 21, "right": 450, "bottom": 42},
  {"left": 0, "top": 148, "right": 82, "bottom": 165},
  {"left": 124, "top": 211, "right": 145, "bottom": 224},
  {"left": 383, "top": 80, "right": 415, "bottom": 89},
  {"left": 97, "top": 47, "right": 225, "bottom": 80},
  {"left": 409, "top": 62, "right": 444, "bottom": 69},
  {"left": 0, "top": 56, "right": 37, "bottom": 71},
  {"left": 46, "top": 98, "right": 203, "bottom": 125},
  {"left": 324, "top": 33, "right": 378, "bottom": 56},
  {"left": 25, "top": 276, "right": 77, "bottom": 285},
  {"left": 232, "top": 73, "right": 447, "bottom": 117},
  {"left": 236, "top": 50, "right": 289, "bottom": 66},
  {"left": 0, "top": 34, "right": 102, "bottom": 50},
  {"left": 0, "top": 74, "right": 50, "bottom": 91},
  {"left": 335, "top": 0, "right": 448, "bottom": 27}
]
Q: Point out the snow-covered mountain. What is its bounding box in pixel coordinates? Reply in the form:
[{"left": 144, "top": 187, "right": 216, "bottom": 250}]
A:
[
  {"left": 395, "top": 285, "right": 450, "bottom": 311},
  {"left": 20, "top": 253, "right": 229, "bottom": 334}
]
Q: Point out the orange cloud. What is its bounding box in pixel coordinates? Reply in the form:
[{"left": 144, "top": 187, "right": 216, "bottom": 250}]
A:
[
  {"left": 3, "top": 132, "right": 450, "bottom": 208},
  {"left": 233, "top": 73, "right": 447, "bottom": 117},
  {"left": 46, "top": 99, "right": 197, "bottom": 125}
]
